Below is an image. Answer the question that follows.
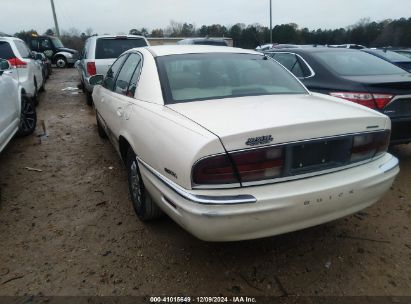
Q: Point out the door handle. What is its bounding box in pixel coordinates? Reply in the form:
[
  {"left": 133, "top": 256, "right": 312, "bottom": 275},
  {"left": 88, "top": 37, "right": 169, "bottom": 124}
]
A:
[{"left": 116, "top": 107, "right": 123, "bottom": 117}]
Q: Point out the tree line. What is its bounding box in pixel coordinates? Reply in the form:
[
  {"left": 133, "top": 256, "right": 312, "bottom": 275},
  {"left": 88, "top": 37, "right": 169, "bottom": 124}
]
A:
[{"left": 13, "top": 17, "right": 411, "bottom": 52}]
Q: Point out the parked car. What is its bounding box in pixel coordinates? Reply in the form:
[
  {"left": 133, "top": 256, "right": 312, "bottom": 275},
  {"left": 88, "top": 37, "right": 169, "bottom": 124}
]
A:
[
  {"left": 177, "top": 38, "right": 228, "bottom": 46},
  {"left": 265, "top": 47, "right": 411, "bottom": 145},
  {"left": 362, "top": 48, "right": 411, "bottom": 72},
  {"left": 0, "top": 59, "right": 37, "bottom": 152},
  {"left": 33, "top": 51, "right": 51, "bottom": 82},
  {"left": 25, "top": 35, "right": 78, "bottom": 68},
  {"left": 329, "top": 44, "right": 366, "bottom": 49},
  {"left": 389, "top": 48, "right": 411, "bottom": 60},
  {"left": 88, "top": 45, "right": 398, "bottom": 241},
  {"left": 0, "top": 36, "right": 44, "bottom": 105},
  {"left": 77, "top": 35, "right": 149, "bottom": 105},
  {"left": 255, "top": 43, "right": 276, "bottom": 52}
]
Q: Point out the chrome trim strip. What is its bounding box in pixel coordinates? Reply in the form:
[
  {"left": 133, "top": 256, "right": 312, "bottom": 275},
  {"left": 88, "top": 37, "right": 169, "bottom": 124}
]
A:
[
  {"left": 137, "top": 157, "right": 257, "bottom": 205},
  {"left": 265, "top": 51, "right": 316, "bottom": 79},
  {"left": 379, "top": 156, "right": 399, "bottom": 173}
]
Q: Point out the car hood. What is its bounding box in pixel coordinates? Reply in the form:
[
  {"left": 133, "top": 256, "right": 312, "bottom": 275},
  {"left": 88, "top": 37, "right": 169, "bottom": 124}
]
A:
[
  {"left": 167, "top": 93, "right": 389, "bottom": 151},
  {"left": 57, "top": 47, "right": 78, "bottom": 55}
]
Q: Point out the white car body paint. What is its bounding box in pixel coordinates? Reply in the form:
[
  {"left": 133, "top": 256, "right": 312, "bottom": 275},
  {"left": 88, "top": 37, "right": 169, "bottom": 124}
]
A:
[{"left": 92, "top": 45, "right": 399, "bottom": 241}]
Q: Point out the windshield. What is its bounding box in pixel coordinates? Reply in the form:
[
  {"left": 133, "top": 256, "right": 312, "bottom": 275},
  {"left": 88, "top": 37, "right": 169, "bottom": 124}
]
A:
[
  {"left": 95, "top": 38, "right": 148, "bottom": 59},
  {"left": 157, "top": 53, "right": 308, "bottom": 104},
  {"left": 51, "top": 37, "right": 64, "bottom": 48},
  {"left": 313, "top": 50, "right": 407, "bottom": 76},
  {"left": 370, "top": 50, "right": 411, "bottom": 62}
]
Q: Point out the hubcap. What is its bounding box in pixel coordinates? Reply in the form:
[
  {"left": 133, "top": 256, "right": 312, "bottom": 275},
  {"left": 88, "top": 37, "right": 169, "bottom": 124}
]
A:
[
  {"left": 56, "top": 59, "right": 66, "bottom": 68},
  {"left": 130, "top": 161, "right": 142, "bottom": 207},
  {"left": 21, "top": 99, "right": 36, "bottom": 132}
]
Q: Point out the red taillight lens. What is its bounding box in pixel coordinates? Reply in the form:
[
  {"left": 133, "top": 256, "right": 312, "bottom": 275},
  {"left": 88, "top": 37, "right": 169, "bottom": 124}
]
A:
[
  {"left": 231, "top": 146, "right": 284, "bottom": 182},
  {"left": 87, "top": 62, "right": 96, "bottom": 76},
  {"left": 8, "top": 57, "right": 27, "bottom": 68},
  {"left": 192, "top": 154, "right": 238, "bottom": 185},
  {"left": 351, "top": 131, "right": 390, "bottom": 162},
  {"left": 330, "top": 92, "right": 393, "bottom": 110}
]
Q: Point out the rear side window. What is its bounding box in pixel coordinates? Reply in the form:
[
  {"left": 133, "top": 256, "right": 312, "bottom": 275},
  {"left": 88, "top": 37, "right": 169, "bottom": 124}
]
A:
[
  {"left": 270, "top": 53, "right": 310, "bottom": 78},
  {"left": 14, "top": 40, "right": 31, "bottom": 58},
  {"left": 313, "top": 50, "right": 406, "bottom": 76},
  {"left": 95, "top": 38, "right": 147, "bottom": 59},
  {"left": 0, "top": 42, "right": 15, "bottom": 59}
]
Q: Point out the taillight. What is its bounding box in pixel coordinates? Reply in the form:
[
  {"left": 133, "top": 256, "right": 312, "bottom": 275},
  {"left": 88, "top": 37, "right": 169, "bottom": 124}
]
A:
[
  {"left": 87, "top": 62, "right": 96, "bottom": 76},
  {"left": 351, "top": 131, "right": 390, "bottom": 162},
  {"left": 330, "top": 92, "right": 393, "bottom": 110},
  {"left": 8, "top": 57, "right": 27, "bottom": 68},
  {"left": 192, "top": 154, "right": 237, "bottom": 185},
  {"left": 231, "top": 146, "right": 284, "bottom": 182}
]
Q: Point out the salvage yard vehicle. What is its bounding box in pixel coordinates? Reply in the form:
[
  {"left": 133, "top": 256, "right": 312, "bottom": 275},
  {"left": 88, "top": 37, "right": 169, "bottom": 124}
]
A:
[
  {"left": 362, "top": 48, "right": 411, "bottom": 72},
  {"left": 0, "top": 36, "right": 44, "bottom": 105},
  {"left": 265, "top": 47, "right": 411, "bottom": 145},
  {"left": 25, "top": 35, "right": 78, "bottom": 68},
  {"left": 0, "top": 59, "right": 37, "bottom": 153},
  {"left": 77, "top": 35, "right": 149, "bottom": 105},
  {"left": 90, "top": 45, "right": 399, "bottom": 241}
]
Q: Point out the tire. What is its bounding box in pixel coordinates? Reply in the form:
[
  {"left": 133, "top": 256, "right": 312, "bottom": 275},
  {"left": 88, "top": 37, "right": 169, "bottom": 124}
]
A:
[
  {"left": 96, "top": 114, "right": 107, "bottom": 139},
  {"left": 39, "top": 79, "right": 45, "bottom": 92},
  {"left": 32, "top": 79, "right": 39, "bottom": 106},
  {"left": 126, "top": 148, "right": 163, "bottom": 221},
  {"left": 86, "top": 91, "right": 93, "bottom": 106},
  {"left": 17, "top": 94, "right": 37, "bottom": 136},
  {"left": 55, "top": 56, "right": 67, "bottom": 68}
]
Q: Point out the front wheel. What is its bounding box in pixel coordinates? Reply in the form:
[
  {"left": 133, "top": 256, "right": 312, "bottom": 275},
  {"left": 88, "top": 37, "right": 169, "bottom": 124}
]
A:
[
  {"left": 126, "top": 148, "right": 163, "bottom": 221},
  {"left": 17, "top": 95, "right": 37, "bottom": 136},
  {"left": 55, "top": 56, "right": 67, "bottom": 68}
]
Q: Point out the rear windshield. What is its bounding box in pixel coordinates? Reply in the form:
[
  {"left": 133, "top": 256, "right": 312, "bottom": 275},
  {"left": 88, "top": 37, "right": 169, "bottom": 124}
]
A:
[
  {"left": 369, "top": 50, "right": 411, "bottom": 62},
  {"left": 0, "top": 41, "right": 15, "bottom": 59},
  {"left": 95, "top": 38, "right": 147, "bottom": 59},
  {"left": 157, "top": 53, "right": 307, "bottom": 104},
  {"left": 313, "top": 50, "right": 407, "bottom": 76}
]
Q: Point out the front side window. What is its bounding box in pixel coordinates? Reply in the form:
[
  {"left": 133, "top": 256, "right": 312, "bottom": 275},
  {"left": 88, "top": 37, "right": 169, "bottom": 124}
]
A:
[
  {"left": 40, "top": 39, "right": 51, "bottom": 50},
  {"left": 103, "top": 54, "right": 128, "bottom": 91},
  {"left": 14, "top": 41, "right": 30, "bottom": 58},
  {"left": 95, "top": 38, "right": 147, "bottom": 59},
  {"left": 157, "top": 53, "right": 307, "bottom": 104},
  {"left": 114, "top": 53, "right": 142, "bottom": 96},
  {"left": 313, "top": 50, "right": 407, "bottom": 76}
]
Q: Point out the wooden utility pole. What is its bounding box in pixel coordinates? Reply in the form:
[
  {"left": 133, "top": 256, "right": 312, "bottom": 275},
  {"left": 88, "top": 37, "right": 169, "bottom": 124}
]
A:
[
  {"left": 50, "top": 0, "right": 60, "bottom": 37},
  {"left": 270, "top": 0, "right": 273, "bottom": 44}
]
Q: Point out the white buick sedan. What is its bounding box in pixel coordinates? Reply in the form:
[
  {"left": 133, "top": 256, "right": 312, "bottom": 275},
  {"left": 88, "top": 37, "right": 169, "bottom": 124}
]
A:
[{"left": 90, "top": 45, "right": 399, "bottom": 241}]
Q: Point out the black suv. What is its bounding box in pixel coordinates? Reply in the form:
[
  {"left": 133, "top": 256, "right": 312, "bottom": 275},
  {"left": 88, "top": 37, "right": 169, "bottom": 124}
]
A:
[{"left": 25, "top": 35, "right": 78, "bottom": 68}]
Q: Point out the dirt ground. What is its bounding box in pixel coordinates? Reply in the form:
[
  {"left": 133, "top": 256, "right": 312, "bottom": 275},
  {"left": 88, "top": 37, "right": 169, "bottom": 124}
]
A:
[{"left": 0, "top": 68, "right": 410, "bottom": 297}]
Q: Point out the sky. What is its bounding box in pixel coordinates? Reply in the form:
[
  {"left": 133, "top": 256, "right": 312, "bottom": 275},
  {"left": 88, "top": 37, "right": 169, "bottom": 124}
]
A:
[{"left": 2, "top": 0, "right": 411, "bottom": 35}]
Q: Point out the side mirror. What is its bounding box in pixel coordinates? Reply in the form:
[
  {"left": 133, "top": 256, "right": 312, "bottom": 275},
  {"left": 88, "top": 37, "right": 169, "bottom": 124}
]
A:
[
  {"left": 89, "top": 74, "right": 104, "bottom": 85},
  {"left": 0, "top": 59, "right": 10, "bottom": 71},
  {"left": 34, "top": 53, "right": 43, "bottom": 61}
]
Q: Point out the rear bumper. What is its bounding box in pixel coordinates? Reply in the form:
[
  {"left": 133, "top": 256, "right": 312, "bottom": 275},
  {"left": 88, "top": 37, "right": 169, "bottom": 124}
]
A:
[{"left": 139, "top": 153, "right": 399, "bottom": 241}]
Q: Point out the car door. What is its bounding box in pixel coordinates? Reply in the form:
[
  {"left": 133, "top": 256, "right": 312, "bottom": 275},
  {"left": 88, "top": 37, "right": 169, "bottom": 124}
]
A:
[
  {"left": 0, "top": 72, "right": 19, "bottom": 150},
  {"left": 96, "top": 53, "right": 129, "bottom": 142},
  {"left": 15, "top": 40, "right": 43, "bottom": 88},
  {"left": 108, "top": 53, "right": 143, "bottom": 141}
]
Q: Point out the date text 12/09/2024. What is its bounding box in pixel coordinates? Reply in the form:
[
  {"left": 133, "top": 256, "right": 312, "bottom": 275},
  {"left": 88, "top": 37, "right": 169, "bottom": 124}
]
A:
[{"left": 150, "top": 296, "right": 257, "bottom": 303}]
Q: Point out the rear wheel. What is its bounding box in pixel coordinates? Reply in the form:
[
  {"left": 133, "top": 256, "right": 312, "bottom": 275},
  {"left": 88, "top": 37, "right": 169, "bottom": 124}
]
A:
[
  {"left": 17, "top": 94, "right": 37, "bottom": 136},
  {"left": 32, "top": 79, "right": 39, "bottom": 106},
  {"left": 126, "top": 148, "right": 163, "bottom": 221},
  {"left": 96, "top": 113, "right": 107, "bottom": 139}
]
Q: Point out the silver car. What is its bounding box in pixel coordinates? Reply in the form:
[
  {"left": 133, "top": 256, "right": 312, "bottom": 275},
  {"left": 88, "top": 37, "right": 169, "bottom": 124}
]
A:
[{"left": 77, "top": 35, "right": 149, "bottom": 105}]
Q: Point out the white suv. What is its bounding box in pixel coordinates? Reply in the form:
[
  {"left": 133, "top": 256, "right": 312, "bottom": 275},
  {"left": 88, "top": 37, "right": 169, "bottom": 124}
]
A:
[
  {"left": 0, "top": 37, "right": 44, "bottom": 105},
  {"left": 77, "top": 35, "right": 148, "bottom": 105},
  {"left": 0, "top": 59, "right": 37, "bottom": 153}
]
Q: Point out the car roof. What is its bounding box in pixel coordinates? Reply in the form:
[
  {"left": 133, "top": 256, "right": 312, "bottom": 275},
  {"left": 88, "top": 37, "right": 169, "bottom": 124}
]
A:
[
  {"left": 138, "top": 45, "right": 260, "bottom": 57},
  {"left": 265, "top": 46, "right": 361, "bottom": 54},
  {"left": 0, "top": 37, "right": 23, "bottom": 43},
  {"left": 89, "top": 34, "right": 146, "bottom": 40}
]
